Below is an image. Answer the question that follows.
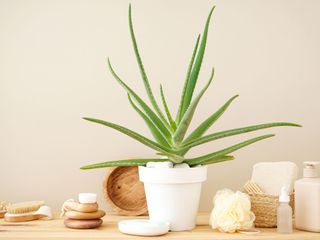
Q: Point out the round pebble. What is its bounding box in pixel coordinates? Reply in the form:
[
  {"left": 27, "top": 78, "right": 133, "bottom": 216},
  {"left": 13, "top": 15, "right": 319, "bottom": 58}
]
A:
[
  {"left": 64, "top": 218, "right": 103, "bottom": 229},
  {"left": 173, "top": 163, "right": 190, "bottom": 168},
  {"left": 146, "top": 161, "right": 173, "bottom": 168},
  {"left": 65, "top": 210, "right": 106, "bottom": 220},
  {"left": 65, "top": 201, "right": 98, "bottom": 213}
]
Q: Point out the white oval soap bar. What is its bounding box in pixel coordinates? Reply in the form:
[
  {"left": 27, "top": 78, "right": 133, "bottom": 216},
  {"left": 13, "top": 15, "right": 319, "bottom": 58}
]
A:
[
  {"left": 78, "top": 193, "right": 97, "bottom": 203},
  {"left": 118, "top": 219, "right": 169, "bottom": 236}
]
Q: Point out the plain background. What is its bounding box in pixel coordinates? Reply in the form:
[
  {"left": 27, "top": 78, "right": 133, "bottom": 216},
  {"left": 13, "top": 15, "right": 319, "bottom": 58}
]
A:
[{"left": 1, "top": 0, "right": 319, "bottom": 212}]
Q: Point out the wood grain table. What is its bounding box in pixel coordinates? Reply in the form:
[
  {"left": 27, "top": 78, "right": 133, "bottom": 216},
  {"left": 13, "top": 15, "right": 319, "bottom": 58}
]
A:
[{"left": 0, "top": 213, "right": 319, "bottom": 240}]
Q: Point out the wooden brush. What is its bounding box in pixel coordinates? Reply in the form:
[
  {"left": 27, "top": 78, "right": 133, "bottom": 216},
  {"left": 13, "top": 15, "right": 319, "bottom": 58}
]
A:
[
  {"left": 243, "top": 181, "right": 264, "bottom": 195},
  {"left": 4, "top": 201, "right": 46, "bottom": 222},
  {"left": 0, "top": 201, "right": 9, "bottom": 218}
]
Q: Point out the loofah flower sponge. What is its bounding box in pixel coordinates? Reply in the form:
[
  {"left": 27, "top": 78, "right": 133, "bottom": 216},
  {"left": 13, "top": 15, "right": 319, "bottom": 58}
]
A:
[{"left": 210, "top": 189, "right": 255, "bottom": 233}]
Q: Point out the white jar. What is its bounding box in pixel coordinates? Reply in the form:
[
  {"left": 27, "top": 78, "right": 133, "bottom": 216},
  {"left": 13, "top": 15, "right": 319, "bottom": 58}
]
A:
[{"left": 295, "top": 161, "right": 320, "bottom": 232}]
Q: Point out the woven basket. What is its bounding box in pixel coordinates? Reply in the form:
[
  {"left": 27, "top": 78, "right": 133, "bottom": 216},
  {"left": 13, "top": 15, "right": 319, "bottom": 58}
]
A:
[{"left": 249, "top": 193, "right": 294, "bottom": 228}]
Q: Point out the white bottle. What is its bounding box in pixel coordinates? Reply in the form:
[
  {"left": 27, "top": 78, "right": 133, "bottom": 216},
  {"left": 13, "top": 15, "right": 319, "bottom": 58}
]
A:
[
  {"left": 295, "top": 161, "right": 320, "bottom": 232},
  {"left": 277, "top": 187, "right": 293, "bottom": 233}
]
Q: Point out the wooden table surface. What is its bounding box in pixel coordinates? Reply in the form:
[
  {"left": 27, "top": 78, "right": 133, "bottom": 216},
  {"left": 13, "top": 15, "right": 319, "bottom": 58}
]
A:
[{"left": 0, "top": 213, "right": 319, "bottom": 240}]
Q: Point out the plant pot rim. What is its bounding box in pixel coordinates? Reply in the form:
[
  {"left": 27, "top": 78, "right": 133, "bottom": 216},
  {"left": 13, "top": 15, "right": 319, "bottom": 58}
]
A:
[{"left": 138, "top": 165, "right": 207, "bottom": 184}]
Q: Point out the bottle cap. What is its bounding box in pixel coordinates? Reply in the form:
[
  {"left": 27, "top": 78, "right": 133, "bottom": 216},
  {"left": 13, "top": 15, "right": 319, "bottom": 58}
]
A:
[
  {"left": 279, "top": 186, "right": 290, "bottom": 203},
  {"left": 78, "top": 193, "right": 97, "bottom": 203},
  {"left": 303, "top": 161, "right": 320, "bottom": 178},
  {"left": 118, "top": 219, "right": 169, "bottom": 236}
]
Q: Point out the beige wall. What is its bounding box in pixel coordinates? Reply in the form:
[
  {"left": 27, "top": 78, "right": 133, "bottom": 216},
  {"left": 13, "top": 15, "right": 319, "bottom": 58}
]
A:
[{"left": 1, "top": 0, "right": 319, "bottom": 212}]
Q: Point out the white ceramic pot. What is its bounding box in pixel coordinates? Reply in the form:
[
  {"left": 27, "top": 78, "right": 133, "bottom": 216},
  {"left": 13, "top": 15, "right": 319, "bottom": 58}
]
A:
[{"left": 138, "top": 166, "right": 207, "bottom": 231}]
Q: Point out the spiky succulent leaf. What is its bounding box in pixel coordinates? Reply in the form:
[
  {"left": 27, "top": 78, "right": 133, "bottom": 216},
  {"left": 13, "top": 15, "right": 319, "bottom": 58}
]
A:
[
  {"left": 178, "top": 95, "right": 238, "bottom": 155},
  {"left": 180, "top": 122, "right": 301, "bottom": 152},
  {"left": 160, "top": 85, "right": 176, "bottom": 130},
  {"left": 184, "top": 134, "right": 275, "bottom": 166},
  {"left": 181, "top": 6, "right": 215, "bottom": 116},
  {"left": 173, "top": 68, "right": 214, "bottom": 145},
  {"left": 128, "top": 94, "right": 171, "bottom": 147},
  {"left": 83, "top": 117, "right": 174, "bottom": 154},
  {"left": 156, "top": 152, "right": 184, "bottom": 163},
  {"left": 184, "top": 95, "right": 239, "bottom": 144},
  {"left": 176, "top": 34, "right": 201, "bottom": 124},
  {"left": 81, "top": 158, "right": 167, "bottom": 169},
  {"left": 108, "top": 59, "right": 172, "bottom": 139},
  {"left": 129, "top": 4, "right": 170, "bottom": 129},
  {"left": 81, "top": 5, "right": 301, "bottom": 170},
  {"left": 191, "top": 155, "right": 235, "bottom": 166}
]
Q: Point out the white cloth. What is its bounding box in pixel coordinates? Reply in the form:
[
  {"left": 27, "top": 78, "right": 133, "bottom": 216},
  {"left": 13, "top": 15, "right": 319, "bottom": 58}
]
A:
[{"left": 251, "top": 161, "right": 298, "bottom": 195}]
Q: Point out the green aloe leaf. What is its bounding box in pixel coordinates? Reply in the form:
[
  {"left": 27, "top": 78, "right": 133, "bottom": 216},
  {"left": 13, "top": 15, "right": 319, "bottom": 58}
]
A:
[
  {"left": 176, "top": 34, "right": 201, "bottom": 124},
  {"left": 128, "top": 94, "right": 171, "bottom": 147},
  {"left": 156, "top": 152, "right": 184, "bottom": 163},
  {"left": 181, "top": 6, "right": 215, "bottom": 116},
  {"left": 173, "top": 68, "right": 214, "bottom": 145},
  {"left": 81, "top": 158, "right": 168, "bottom": 169},
  {"left": 184, "top": 134, "right": 275, "bottom": 166},
  {"left": 108, "top": 59, "right": 172, "bottom": 139},
  {"left": 160, "top": 84, "right": 176, "bottom": 130},
  {"left": 191, "top": 155, "right": 235, "bottom": 166},
  {"left": 83, "top": 117, "right": 174, "bottom": 154},
  {"left": 180, "top": 122, "right": 301, "bottom": 152},
  {"left": 183, "top": 95, "right": 239, "bottom": 145},
  {"left": 129, "top": 4, "right": 170, "bottom": 129}
]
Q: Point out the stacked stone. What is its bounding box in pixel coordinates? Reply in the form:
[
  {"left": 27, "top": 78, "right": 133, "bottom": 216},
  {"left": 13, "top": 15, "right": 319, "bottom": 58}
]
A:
[{"left": 63, "top": 194, "right": 105, "bottom": 229}]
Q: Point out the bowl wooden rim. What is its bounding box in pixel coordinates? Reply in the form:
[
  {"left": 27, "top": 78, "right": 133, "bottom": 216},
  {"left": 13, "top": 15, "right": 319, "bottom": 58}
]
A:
[{"left": 103, "top": 166, "right": 148, "bottom": 216}]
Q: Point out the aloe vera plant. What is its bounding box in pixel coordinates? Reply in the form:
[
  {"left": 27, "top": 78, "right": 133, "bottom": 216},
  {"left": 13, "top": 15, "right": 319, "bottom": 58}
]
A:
[{"left": 81, "top": 5, "right": 300, "bottom": 170}]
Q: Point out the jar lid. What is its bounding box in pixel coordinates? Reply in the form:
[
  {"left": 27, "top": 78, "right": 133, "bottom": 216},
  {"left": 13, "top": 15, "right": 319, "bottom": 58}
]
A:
[
  {"left": 303, "top": 161, "right": 320, "bottom": 178},
  {"left": 118, "top": 219, "right": 170, "bottom": 236}
]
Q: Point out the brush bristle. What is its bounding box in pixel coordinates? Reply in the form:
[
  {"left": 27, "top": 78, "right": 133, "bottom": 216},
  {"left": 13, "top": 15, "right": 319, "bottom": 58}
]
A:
[
  {"left": 0, "top": 201, "right": 9, "bottom": 211},
  {"left": 6, "top": 201, "right": 45, "bottom": 214}
]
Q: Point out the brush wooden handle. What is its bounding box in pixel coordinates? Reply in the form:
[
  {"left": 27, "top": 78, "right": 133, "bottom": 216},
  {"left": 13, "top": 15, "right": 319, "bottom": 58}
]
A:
[{"left": 4, "top": 214, "right": 47, "bottom": 222}]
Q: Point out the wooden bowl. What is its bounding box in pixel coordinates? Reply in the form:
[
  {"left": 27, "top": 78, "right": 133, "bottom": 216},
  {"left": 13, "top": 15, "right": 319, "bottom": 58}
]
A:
[{"left": 103, "top": 166, "right": 148, "bottom": 216}]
